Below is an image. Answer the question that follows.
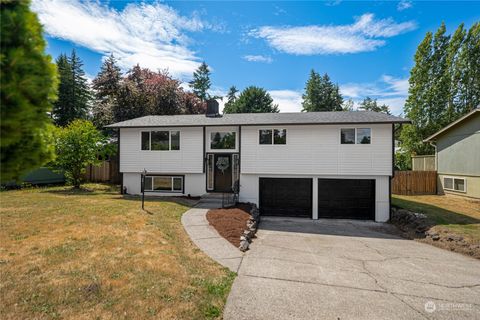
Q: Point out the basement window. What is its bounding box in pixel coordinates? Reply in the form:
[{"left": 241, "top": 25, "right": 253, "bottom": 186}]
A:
[
  {"left": 143, "top": 175, "right": 183, "bottom": 193},
  {"left": 443, "top": 176, "right": 466, "bottom": 193}
]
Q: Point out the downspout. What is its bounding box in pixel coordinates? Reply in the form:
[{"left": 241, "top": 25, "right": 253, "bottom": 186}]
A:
[
  {"left": 390, "top": 123, "right": 403, "bottom": 221},
  {"left": 118, "top": 128, "right": 123, "bottom": 194},
  {"left": 429, "top": 141, "right": 438, "bottom": 194}
]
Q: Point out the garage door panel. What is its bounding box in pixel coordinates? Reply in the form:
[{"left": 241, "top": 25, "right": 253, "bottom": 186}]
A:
[
  {"left": 318, "top": 179, "right": 375, "bottom": 220},
  {"left": 259, "top": 178, "right": 312, "bottom": 218}
]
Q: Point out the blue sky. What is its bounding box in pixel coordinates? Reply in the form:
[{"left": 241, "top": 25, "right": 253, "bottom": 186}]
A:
[{"left": 32, "top": 0, "right": 479, "bottom": 114}]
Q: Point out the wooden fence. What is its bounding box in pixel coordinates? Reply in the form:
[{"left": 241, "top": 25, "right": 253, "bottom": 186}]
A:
[
  {"left": 391, "top": 171, "right": 437, "bottom": 195},
  {"left": 84, "top": 159, "right": 121, "bottom": 183},
  {"left": 412, "top": 155, "right": 436, "bottom": 171}
]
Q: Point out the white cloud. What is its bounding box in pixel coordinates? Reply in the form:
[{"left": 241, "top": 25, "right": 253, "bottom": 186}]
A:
[
  {"left": 250, "top": 13, "right": 416, "bottom": 55},
  {"left": 243, "top": 55, "right": 273, "bottom": 63},
  {"left": 269, "top": 90, "right": 303, "bottom": 112},
  {"left": 340, "top": 75, "right": 409, "bottom": 114},
  {"left": 32, "top": 0, "right": 215, "bottom": 79},
  {"left": 397, "top": 0, "right": 413, "bottom": 11}
]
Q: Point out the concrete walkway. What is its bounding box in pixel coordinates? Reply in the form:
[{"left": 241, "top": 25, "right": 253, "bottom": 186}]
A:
[
  {"left": 181, "top": 200, "right": 243, "bottom": 272},
  {"left": 224, "top": 217, "right": 480, "bottom": 320}
]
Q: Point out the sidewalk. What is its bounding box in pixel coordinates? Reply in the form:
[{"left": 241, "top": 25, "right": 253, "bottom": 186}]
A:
[{"left": 181, "top": 204, "right": 244, "bottom": 273}]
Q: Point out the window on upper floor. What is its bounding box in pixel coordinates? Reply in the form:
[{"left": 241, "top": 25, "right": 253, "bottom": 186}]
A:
[
  {"left": 141, "top": 131, "right": 180, "bottom": 151},
  {"left": 211, "top": 132, "right": 236, "bottom": 149},
  {"left": 341, "top": 128, "right": 371, "bottom": 144},
  {"left": 259, "top": 129, "right": 287, "bottom": 145}
]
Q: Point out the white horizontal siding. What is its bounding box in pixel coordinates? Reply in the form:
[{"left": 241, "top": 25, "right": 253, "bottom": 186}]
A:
[
  {"left": 241, "top": 124, "right": 392, "bottom": 176},
  {"left": 120, "top": 127, "right": 203, "bottom": 173}
]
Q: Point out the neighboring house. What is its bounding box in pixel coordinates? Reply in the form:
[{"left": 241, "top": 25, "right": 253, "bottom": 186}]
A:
[
  {"left": 107, "top": 105, "right": 409, "bottom": 222},
  {"left": 424, "top": 108, "right": 480, "bottom": 199}
]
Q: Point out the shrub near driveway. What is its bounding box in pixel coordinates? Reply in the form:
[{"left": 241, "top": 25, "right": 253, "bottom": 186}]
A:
[{"left": 0, "top": 184, "right": 234, "bottom": 319}]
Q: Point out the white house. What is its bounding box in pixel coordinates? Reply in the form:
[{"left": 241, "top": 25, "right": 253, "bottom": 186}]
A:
[{"left": 107, "top": 107, "right": 409, "bottom": 222}]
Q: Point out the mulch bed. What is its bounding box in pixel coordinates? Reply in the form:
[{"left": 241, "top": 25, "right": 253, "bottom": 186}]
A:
[{"left": 206, "top": 203, "right": 253, "bottom": 247}]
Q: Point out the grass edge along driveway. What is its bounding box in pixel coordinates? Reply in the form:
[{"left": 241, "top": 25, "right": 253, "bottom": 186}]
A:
[{"left": 0, "top": 184, "right": 235, "bottom": 320}]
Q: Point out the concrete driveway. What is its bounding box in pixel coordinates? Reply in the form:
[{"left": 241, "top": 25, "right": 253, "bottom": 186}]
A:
[{"left": 224, "top": 217, "right": 480, "bottom": 320}]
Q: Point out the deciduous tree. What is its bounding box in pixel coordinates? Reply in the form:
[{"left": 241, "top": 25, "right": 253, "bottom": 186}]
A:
[{"left": 54, "top": 120, "right": 110, "bottom": 188}]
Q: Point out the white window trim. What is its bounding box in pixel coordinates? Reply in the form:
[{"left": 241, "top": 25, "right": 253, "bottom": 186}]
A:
[
  {"left": 209, "top": 131, "right": 237, "bottom": 151},
  {"left": 140, "top": 130, "right": 180, "bottom": 151},
  {"left": 443, "top": 176, "right": 467, "bottom": 193},
  {"left": 258, "top": 128, "right": 287, "bottom": 145},
  {"left": 143, "top": 175, "right": 184, "bottom": 193},
  {"left": 340, "top": 127, "right": 372, "bottom": 145}
]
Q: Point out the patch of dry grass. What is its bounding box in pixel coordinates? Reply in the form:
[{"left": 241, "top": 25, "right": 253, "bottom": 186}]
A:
[
  {"left": 0, "top": 184, "right": 234, "bottom": 319},
  {"left": 393, "top": 194, "right": 480, "bottom": 241}
]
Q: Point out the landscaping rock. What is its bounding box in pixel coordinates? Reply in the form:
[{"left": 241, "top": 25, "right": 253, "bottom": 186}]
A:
[{"left": 239, "top": 239, "right": 249, "bottom": 252}]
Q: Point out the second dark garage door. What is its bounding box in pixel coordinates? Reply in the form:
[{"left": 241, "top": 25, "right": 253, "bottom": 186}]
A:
[
  {"left": 259, "top": 178, "right": 312, "bottom": 217},
  {"left": 318, "top": 179, "right": 375, "bottom": 220}
]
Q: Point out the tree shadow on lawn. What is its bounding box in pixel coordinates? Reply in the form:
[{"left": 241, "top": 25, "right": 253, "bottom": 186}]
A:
[
  {"left": 40, "top": 184, "right": 120, "bottom": 196},
  {"left": 120, "top": 194, "right": 199, "bottom": 209}
]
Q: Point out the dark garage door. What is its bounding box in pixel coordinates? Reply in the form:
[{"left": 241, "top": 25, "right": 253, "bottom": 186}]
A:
[
  {"left": 259, "top": 178, "right": 312, "bottom": 218},
  {"left": 318, "top": 179, "right": 375, "bottom": 220}
]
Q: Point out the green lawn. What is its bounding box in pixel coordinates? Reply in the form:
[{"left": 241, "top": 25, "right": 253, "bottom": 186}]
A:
[
  {"left": 0, "top": 184, "right": 234, "bottom": 319},
  {"left": 392, "top": 194, "right": 480, "bottom": 241}
]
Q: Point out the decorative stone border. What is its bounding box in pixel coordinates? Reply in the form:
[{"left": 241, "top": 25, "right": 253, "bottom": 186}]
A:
[{"left": 239, "top": 204, "right": 260, "bottom": 252}]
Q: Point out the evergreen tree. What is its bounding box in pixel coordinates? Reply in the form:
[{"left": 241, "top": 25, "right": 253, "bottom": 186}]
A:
[
  {"left": 223, "top": 86, "right": 279, "bottom": 113},
  {"left": 302, "top": 70, "right": 343, "bottom": 111},
  {"left": 1, "top": 0, "right": 58, "bottom": 182},
  {"left": 52, "top": 49, "right": 91, "bottom": 126},
  {"left": 224, "top": 86, "right": 238, "bottom": 112},
  {"left": 92, "top": 54, "right": 122, "bottom": 128},
  {"left": 359, "top": 97, "right": 391, "bottom": 114},
  {"left": 189, "top": 62, "right": 211, "bottom": 101}
]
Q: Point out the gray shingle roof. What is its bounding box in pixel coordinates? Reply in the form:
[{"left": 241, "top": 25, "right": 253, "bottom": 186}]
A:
[{"left": 106, "top": 111, "right": 410, "bottom": 128}]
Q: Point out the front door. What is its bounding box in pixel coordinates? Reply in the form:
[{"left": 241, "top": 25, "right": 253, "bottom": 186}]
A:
[{"left": 214, "top": 154, "right": 232, "bottom": 192}]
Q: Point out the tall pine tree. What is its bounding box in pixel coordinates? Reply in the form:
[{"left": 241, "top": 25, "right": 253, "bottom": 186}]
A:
[
  {"left": 52, "top": 49, "right": 91, "bottom": 126},
  {"left": 189, "top": 62, "right": 211, "bottom": 101},
  {"left": 302, "top": 70, "right": 343, "bottom": 111},
  {"left": 224, "top": 85, "right": 238, "bottom": 112},
  {"left": 92, "top": 54, "right": 122, "bottom": 128}
]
